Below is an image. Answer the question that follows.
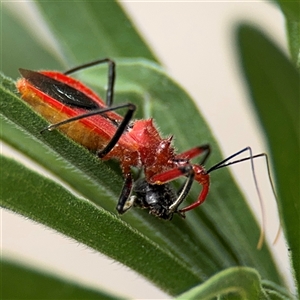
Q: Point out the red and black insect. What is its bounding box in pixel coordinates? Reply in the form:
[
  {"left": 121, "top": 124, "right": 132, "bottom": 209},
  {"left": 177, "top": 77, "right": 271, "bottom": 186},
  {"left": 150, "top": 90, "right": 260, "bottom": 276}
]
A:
[{"left": 16, "top": 59, "right": 271, "bottom": 224}]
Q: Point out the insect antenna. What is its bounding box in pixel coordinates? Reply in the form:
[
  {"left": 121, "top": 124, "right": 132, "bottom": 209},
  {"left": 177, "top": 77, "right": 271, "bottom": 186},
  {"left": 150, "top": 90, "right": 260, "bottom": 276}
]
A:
[{"left": 206, "top": 147, "right": 279, "bottom": 250}]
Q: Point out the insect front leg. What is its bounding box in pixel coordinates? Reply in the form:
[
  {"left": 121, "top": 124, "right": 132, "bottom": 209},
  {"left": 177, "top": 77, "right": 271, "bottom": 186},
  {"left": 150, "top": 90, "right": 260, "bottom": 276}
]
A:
[
  {"left": 116, "top": 173, "right": 134, "bottom": 214},
  {"left": 149, "top": 164, "right": 196, "bottom": 215},
  {"left": 151, "top": 163, "right": 210, "bottom": 214},
  {"left": 168, "top": 165, "right": 195, "bottom": 216},
  {"left": 175, "top": 144, "right": 211, "bottom": 165},
  {"left": 174, "top": 144, "right": 210, "bottom": 195}
]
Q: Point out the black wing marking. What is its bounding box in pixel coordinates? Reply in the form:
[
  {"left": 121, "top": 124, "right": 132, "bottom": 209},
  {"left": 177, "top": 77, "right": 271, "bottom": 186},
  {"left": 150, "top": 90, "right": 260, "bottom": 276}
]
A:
[{"left": 19, "top": 68, "right": 100, "bottom": 110}]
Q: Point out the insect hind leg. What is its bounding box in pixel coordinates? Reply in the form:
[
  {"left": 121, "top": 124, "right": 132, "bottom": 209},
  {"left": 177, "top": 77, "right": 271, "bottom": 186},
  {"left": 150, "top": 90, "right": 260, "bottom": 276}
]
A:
[
  {"left": 97, "top": 103, "right": 136, "bottom": 158},
  {"left": 64, "top": 58, "right": 116, "bottom": 107}
]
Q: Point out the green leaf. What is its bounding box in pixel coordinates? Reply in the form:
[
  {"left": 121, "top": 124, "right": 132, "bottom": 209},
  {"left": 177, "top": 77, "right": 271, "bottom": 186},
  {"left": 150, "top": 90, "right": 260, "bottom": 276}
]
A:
[
  {"left": 35, "top": 1, "right": 157, "bottom": 62},
  {"left": 0, "top": 6, "right": 62, "bottom": 78},
  {"left": 0, "top": 155, "right": 199, "bottom": 295},
  {"left": 275, "top": 0, "right": 300, "bottom": 21},
  {"left": 1, "top": 1, "right": 156, "bottom": 79},
  {"left": 236, "top": 23, "right": 300, "bottom": 295},
  {"left": 262, "top": 280, "right": 294, "bottom": 300},
  {"left": 286, "top": 20, "right": 300, "bottom": 67},
  {"left": 1, "top": 259, "right": 121, "bottom": 300},
  {"left": 175, "top": 267, "right": 292, "bottom": 300},
  {"left": 176, "top": 267, "right": 268, "bottom": 300},
  {"left": 272, "top": 0, "right": 300, "bottom": 66}
]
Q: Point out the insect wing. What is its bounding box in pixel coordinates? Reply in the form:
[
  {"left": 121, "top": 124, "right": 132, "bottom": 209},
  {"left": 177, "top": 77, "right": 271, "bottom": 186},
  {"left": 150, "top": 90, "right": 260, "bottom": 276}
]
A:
[{"left": 16, "top": 69, "right": 124, "bottom": 151}]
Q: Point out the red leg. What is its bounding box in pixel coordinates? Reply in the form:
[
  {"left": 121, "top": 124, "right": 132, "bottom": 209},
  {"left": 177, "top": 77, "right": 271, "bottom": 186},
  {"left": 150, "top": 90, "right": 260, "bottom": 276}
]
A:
[
  {"left": 150, "top": 163, "right": 193, "bottom": 184},
  {"left": 179, "top": 183, "right": 209, "bottom": 212},
  {"left": 150, "top": 144, "right": 210, "bottom": 184},
  {"left": 175, "top": 144, "right": 210, "bottom": 165},
  {"left": 151, "top": 163, "right": 210, "bottom": 214},
  {"left": 150, "top": 167, "right": 188, "bottom": 184}
]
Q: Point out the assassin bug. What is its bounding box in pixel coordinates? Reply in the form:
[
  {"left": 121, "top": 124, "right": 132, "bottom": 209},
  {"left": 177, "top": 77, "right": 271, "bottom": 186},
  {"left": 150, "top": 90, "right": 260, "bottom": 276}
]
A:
[{"left": 16, "top": 58, "right": 277, "bottom": 247}]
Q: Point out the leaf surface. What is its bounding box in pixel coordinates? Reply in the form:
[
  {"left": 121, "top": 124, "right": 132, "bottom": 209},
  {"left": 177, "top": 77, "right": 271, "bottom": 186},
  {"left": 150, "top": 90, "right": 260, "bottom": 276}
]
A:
[{"left": 236, "top": 23, "right": 299, "bottom": 295}]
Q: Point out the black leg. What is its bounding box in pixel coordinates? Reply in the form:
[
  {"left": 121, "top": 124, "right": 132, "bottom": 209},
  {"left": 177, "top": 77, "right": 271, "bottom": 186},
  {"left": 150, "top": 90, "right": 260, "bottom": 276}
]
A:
[
  {"left": 41, "top": 102, "right": 136, "bottom": 135},
  {"left": 42, "top": 102, "right": 136, "bottom": 158},
  {"left": 198, "top": 144, "right": 211, "bottom": 165},
  {"left": 64, "top": 58, "right": 116, "bottom": 107},
  {"left": 97, "top": 103, "right": 136, "bottom": 158},
  {"left": 117, "top": 173, "right": 133, "bottom": 214},
  {"left": 205, "top": 146, "right": 278, "bottom": 249}
]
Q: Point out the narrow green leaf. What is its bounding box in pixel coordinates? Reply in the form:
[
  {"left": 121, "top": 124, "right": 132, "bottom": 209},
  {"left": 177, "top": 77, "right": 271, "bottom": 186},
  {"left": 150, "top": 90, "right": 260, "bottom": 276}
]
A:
[
  {"left": 0, "top": 156, "right": 199, "bottom": 295},
  {"left": 1, "top": 259, "right": 120, "bottom": 300},
  {"left": 2, "top": 1, "right": 157, "bottom": 79},
  {"left": 262, "top": 280, "right": 294, "bottom": 300},
  {"left": 0, "top": 6, "right": 63, "bottom": 78},
  {"left": 272, "top": 0, "right": 300, "bottom": 66},
  {"left": 274, "top": 0, "right": 300, "bottom": 22},
  {"left": 286, "top": 20, "right": 300, "bottom": 67},
  {"left": 176, "top": 267, "right": 268, "bottom": 300},
  {"left": 236, "top": 24, "right": 300, "bottom": 294},
  {"left": 35, "top": 1, "right": 157, "bottom": 63}
]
